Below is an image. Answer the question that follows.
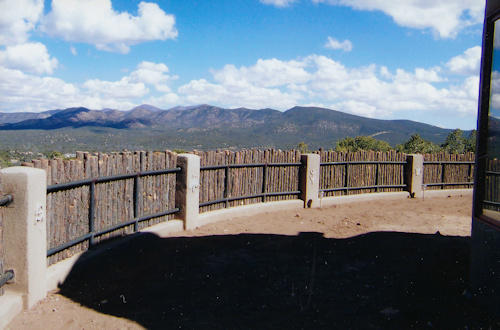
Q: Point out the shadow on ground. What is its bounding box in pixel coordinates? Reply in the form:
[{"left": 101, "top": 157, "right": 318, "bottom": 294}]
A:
[{"left": 59, "top": 231, "right": 498, "bottom": 329}]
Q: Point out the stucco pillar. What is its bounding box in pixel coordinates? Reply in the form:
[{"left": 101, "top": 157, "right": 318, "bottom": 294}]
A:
[
  {"left": 406, "top": 154, "right": 424, "bottom": 198},
  {"left": 0, "top": 167, "right": 47, "bottom": 309},
  {"left": 175, "top": 154, "right": 200, "bottom": 230},
  {"left": 299, "top": 153, "right": 320, "bottom": 208}
]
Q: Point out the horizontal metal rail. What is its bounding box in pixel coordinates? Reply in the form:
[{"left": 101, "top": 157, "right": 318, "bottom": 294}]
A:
[
  {"left": 46, "top": 166, "right": 181, "bottom": 257},
  {"left": 486, "top": 170, "right": 500, "bottom": 176},
  {"left": 201, "top": 162, "right": 301, "bottom": 171},
  {"left": 47, "top": 208, "right": 179, "bottom": 257},
  {"left": 423, "top": 161, "right": 475, "bottom": 165},
  {"left": 483, "top": 200, "right": 500, "bottom": 207},
  {"left": 422, "top": 160, "right": 475, "bottom": 190},
  {"left": 199, "top": 191, "right": 301, "bottom": 207},
  {"left": 200, "top": 162, "right": 302, "bottom": 209},
  {"left": 0, "top": 194, "right": 12, "bottom": 207},
  {"left": 47, "top": 167, "right": 181, "bottom": 193},
  {"left": 0, "top": 270, "right": 14, "bottom": 289},
  {"left": 424, "top": 182, "right": 474, "bottom": 187},
  {"left": 320, "top": 184, "right": 406, "bottom": 193},
  {"left": 320, "top": 161, "right": 406, "bottom": 166},
  {"left": 320, "top": 161, "right": 406, "bottom": 194}
]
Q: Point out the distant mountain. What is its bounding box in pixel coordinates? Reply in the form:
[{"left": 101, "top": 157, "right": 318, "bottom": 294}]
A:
[
  {"left": 0, "top": 109, "right": 62, "bottom": 124},
  {"left": 132, "top": 104, "right": 164, "bottom": 112},
  {"left": 0, "top": 104, "right": 465, "bottom": 149}
]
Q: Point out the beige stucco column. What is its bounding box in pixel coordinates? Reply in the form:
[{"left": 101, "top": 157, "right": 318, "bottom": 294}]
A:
[
  {"left": 0, "top": 167, "right": 47, "bottom": 309},
  {"left": 175, "top": 154, "right": 200, "bottom": 230},
  {"left": 299, "top": 153, "right": 321, "bottom": 208},
  {"left": 406, "top": 154, "right": 424, "bottom": 198}
]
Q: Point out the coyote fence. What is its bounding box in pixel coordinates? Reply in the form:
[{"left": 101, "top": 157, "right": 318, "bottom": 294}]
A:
[
  {"left": 24, "top": 151, "right": 178, "bottom": 265},
  {"left": 423, "top": 152, "right": 475, "bottom": 190},
  {"left": 195, "top": 150, "right": 301, "bottom": 213},
  {"left": 12, "top": 149, "right": 477, "bottom": 270},
  {"left": 318, "top": 150, "right": 407, "bottom": 197}
]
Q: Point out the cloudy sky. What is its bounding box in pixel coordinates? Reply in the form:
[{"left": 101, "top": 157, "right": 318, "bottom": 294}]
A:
[{"left": 0, "top": 0, "right": 486, "bottom": 129}]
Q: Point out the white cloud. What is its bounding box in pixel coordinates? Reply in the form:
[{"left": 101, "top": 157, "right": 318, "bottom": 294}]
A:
[
  {"left": 83, "top": 78, "right": 149, "bottom": 99},
  {"left": 175, "top": 53, "right": 477, "bottom": 119},
  {"left": 41, "top": 0, "right": 177, "bottom": 54},
  {"left": 446, "top": 46, "right": 481, "bottom": 76},
  {"left": 0, "top": 66, "right": 79, "bottom": 112},
  {"left": 70, "top": 46, "right": 77, "bottom": 56},
  {"left": 178, "top": 78, "right": 301, "bottom": 110},
  {"left": 79, "top": 61, "right": 176, "bottom": 103},
  {"left": 260, "top": 0, "right": 297, "bottom": 7},
  {"left": 414, "top": 68, "right": 444, "bottom": 83},
  {"left": 0, "top": 0, "right": 43, "bottom": 45},
  {"left": 333, "top": 100, "right": 379, "bottom": 117},
  {"left": 0, "top": 42, "right": 58, "bottom": 75},
  {"left": 0, "top": 50, "right": 479, "bottom": 129},
  {"left": 0, "top": 60, "right": 179, "bottom": 112},
  {"left": 212, "top": 58, "right": 311, "bottom": 87},
  {"left": 146, "top": 93, "right": 180, "bottom": 108},
  {"left": 129, "top": 61, "right": 177, "bottom": 92},
  {"left": 0, "top": 66, "right": 143, "bottom": 111},
  {"left": 312, "top": 0, "right": 484, "bottom": 38},
  {"left": 324, "top": 36, "right": 353, "bottom": 52}
]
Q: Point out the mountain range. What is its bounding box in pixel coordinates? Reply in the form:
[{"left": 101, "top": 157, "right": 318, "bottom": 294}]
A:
[{"left": 0, "top": 104, "right": 466, "bottom": 151}]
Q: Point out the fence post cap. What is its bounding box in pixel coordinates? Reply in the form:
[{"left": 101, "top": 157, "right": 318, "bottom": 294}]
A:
[
  {"left": 177, "top": 153, "right": 200, "bottom": 160},
  {"left": 301, "top": 153, "right": 320, "bottom": 160},
  {"left": 0, "top": 166, "right": 45, "bottom": 175}
]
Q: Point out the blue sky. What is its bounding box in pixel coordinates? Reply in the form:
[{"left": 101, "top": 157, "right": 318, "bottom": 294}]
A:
[{"left": 0, "top": 0, "right": 487, "bottom": 129}]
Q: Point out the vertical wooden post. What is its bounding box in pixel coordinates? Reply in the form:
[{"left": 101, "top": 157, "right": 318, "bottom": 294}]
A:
[
  {"left": 133, "top": 174, "right": 140, "bottom": 231},
  {"left": 345, "top": 163, "right": 349, "bottom": 194},
  {"left": 262, "top": 164, "right": 267, "bottom": 203},
  {"left": 224, "top": 166, "right": 229, "bottom": 208},
  {"left": 88, "top": 181, "right": 96, "bottom": 246},
  {"left": 441, "top": 163, "right": 446, "bottom": 189}
]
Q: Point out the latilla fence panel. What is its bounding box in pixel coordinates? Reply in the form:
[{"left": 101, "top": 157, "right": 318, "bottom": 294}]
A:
[
  {"left": 423, "top": 152, "right": 475, "bottom": 190},
  {"left": 196, "top": 149, "right": 301, "bottom": 213},
  {"left": 26, "top": 151, "right": 177, "bottom": 265},
  {"left": 319, "top": 150, "right": 407, "bottom": 197},
  {"left": 21, "top": 149, "right": 478, "bottom": 265}
]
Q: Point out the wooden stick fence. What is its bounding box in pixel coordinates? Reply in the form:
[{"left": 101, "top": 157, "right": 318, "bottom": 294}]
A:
[
  {"left": 26, "top": 151, "right": 177, "bottom": 265},
  {"left": 0, "top": 182, "right": 14, "bottom": 296},
  {"left": 423, "top": 152, "right": 475, "bottom": 190},
  {"left": 195, "top": 150, "right": 301, "bottom": 213},
  {"left": 319, "top": 150, "right": 407, "bottom": 197},
  {"left": 15, "top": 149, "right": 478, "bottom": 267}
]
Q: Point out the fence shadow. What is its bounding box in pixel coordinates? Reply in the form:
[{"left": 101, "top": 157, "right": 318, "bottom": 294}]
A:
[{"left": 58, "top": 230, "right": 497, "bottom": 329}]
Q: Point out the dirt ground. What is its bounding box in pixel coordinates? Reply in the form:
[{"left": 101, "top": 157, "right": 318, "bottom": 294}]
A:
[{"left": 6, "top": 194, "right": 499, "bottom": 329}]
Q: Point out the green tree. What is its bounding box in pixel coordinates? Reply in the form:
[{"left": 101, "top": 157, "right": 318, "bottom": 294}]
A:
[
  {"left": 396, "top": 134, "right": 441, "bottom": 154},
  {"left": 441, "top": 129, "right": 468, "bottom": 154},
  {"left": 335, "top": 136, "right": 392, "bottom": 152},
  {"left": 297, "top": 142, "right": 309, "bottom": 153},
  {"left": 0, "top": 150, "right": 10, "bottom": 168},
  {"left": 44, "top": 151, "right": 63, "bottom": 159},
  {"left": 465, "top": 129, "right": 477, "bottom": 153}
]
